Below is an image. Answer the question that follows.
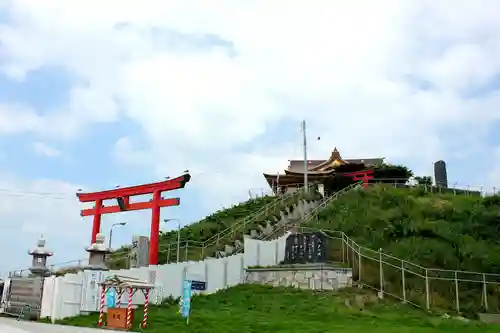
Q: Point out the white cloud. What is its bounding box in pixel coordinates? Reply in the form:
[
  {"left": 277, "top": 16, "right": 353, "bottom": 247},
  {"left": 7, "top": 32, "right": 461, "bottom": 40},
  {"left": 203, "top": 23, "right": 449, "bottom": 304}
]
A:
[
  {"left": 0, "top": 104, "right": 43, "bottom": 134},
  {"left": 32, "top": 141, "right": 62, "bottom": 157},
  {"left": 0, "top": 174, "right": 88, "bottom": 272},
  {"left": 1, "top": 0, "right": 500, "bottom": 208}
]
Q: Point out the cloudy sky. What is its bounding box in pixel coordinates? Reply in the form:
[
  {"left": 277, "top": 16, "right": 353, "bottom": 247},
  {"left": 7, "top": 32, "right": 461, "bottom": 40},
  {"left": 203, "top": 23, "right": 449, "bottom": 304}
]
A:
[{"left": 0, "top": 0, "right": 499, "bottom": 274}]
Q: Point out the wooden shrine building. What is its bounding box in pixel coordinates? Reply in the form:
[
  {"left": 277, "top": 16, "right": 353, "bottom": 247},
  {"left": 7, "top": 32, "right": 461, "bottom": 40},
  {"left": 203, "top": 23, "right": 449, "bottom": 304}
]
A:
[{"left": 263, "top": 147, "right": 384, "bottom": 194}]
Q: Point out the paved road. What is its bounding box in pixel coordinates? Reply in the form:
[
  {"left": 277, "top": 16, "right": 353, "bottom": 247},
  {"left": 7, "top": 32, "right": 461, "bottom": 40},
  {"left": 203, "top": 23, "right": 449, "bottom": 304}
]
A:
[{"left": 0, "top": 318, "right": 139, "bottom": 333}]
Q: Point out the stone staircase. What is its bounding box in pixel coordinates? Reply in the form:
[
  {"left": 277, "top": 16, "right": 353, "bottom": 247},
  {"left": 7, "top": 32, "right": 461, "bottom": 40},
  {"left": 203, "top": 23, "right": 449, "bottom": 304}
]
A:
[
  {"left": 159, "top": 182, "right": 359, "bottom": 263},
  {"left": 159, "top": 186, "right": 322, "bottom": 262},
  {"left": 213, "top": 182, "right": 363, "bottom": 260},
  {"left": 212, "top": 189, "right": 321, "bottom": 258},
  {"left": 244, "top": 181, "right": 363, "bottom": 244}
]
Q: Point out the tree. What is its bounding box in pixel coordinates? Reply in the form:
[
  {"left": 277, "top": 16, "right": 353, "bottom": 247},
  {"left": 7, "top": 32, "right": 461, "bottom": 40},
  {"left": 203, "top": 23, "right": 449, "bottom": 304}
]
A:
[{"left": 414, "top": 176, "right": 433, "bottom": 186}]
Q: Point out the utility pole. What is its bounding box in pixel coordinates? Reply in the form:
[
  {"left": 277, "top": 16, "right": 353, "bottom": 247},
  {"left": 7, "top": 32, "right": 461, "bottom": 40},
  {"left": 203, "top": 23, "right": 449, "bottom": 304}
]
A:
[
  {"left": 164, "top": 218, "right": 181, "bottom": 263},
  {"left": 302, "top": 120, "right": 308, "bottom": 193}
]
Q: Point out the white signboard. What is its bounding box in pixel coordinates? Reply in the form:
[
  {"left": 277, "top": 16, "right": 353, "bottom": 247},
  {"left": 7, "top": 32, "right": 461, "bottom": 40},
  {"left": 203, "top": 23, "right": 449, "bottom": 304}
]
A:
[{"left": 80, "top": 270, "right": 104, "bottom": 312}]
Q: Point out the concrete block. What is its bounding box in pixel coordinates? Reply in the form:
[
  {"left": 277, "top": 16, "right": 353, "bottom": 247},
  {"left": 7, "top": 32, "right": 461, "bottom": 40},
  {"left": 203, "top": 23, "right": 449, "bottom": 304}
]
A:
[
  {"left": 250, "top": 230, "right": 259, "bottom": 238},
  {"left": 224, "top": 245, "right": 234, "bottom": 254}
]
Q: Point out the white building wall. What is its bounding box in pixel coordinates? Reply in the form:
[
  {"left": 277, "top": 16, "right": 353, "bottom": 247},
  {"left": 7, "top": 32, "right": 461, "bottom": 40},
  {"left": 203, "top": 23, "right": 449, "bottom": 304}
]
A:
[{"left": 41, "top": 233, "right": 290, "bottom": 321}]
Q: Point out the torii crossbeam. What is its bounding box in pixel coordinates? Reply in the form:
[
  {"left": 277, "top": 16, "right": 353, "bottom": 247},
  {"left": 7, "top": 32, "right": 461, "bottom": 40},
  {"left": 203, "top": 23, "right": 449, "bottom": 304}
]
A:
[{"left": 77, "top": 174, "right": 191, "bottom": 265}]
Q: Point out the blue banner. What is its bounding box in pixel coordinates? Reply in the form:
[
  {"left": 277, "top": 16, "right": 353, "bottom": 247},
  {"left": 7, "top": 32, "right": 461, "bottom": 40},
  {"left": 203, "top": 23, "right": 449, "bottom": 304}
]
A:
[
  {"left": 106, "top": 288, "right": 116, "bottom": 308},
  {"left": 182, "top": 280, "right": 192, "bottom": 318}
]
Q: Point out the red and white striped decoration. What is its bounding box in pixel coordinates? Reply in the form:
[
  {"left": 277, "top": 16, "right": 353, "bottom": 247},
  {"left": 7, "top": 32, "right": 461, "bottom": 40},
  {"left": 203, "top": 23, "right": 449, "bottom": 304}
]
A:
[
  {"left": 142, "top": 290, "right": 149, "bottom": 328},
  {"left": 117, "top": 289, "right": 123, "bottom": 308},
  {"left": 98, "top": 286, "right": 106, "bottom": 327},
  {"left": 127, "top": 287, "right": 133, "bottom": 329}
]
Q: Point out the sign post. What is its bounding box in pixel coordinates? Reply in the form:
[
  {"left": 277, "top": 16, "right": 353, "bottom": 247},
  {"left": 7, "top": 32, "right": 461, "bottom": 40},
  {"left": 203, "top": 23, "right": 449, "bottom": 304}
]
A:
[
  {"left": 181, "top": 279, "right": 206, "bottom": 324},
  {"left": 182, "top": 280, "right": 192, "bottom": 324}
]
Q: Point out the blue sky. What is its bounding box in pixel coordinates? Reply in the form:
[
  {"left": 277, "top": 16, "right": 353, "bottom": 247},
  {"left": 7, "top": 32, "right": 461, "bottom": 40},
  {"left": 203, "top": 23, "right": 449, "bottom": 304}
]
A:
[{"left": 0, "top": 0, "right": 500, "bottom": 274}]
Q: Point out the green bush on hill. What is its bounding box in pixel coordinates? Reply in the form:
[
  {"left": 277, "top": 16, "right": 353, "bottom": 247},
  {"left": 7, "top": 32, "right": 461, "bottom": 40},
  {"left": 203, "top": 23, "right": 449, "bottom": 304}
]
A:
[
  {"left": 108, "top": 195, "right": 274, "bottom": 268},
  {"left": 158, "top": 195, "right": 276, "bottom": 244},
  {"left": 306, "top": 185, "right": 500, "bottom": 314}
]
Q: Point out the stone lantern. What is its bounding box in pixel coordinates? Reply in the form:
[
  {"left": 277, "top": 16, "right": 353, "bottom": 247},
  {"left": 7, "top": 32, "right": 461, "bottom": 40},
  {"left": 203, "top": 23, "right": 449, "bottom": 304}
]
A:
[
  {"left": 28, "top": 236, "right": 53, "bottom": 277},
  {"left": 85, "top": 233, "right": 111, "bottom": 270}
]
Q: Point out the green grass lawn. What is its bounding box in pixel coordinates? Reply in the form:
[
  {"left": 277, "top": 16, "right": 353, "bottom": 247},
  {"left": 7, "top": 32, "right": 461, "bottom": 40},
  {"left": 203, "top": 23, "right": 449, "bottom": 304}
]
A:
[{"left": 55, "top": 285, "right": 500, "bottom": 332}]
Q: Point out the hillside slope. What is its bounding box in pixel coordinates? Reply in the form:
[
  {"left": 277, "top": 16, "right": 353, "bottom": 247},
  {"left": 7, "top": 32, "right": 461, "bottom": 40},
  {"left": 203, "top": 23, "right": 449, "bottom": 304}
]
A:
[
  {"left": 55, "top": 285, "right": 499, "bottom": 332},
  {"left": 305, "top": 185, "right": 500, "bottom": 313},
  {"left": 313, "top": 185, "right": 500, "bottom": 272}
]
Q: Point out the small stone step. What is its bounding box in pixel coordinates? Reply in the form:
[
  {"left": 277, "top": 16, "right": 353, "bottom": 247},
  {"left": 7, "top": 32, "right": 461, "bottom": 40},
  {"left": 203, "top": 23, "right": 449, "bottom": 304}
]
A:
[
  {"left": 215, "top": 251, "right": 226, "bottom": 258},
  {"left": 234, "top": 239, "right": 243, "bottom": 249},
  {"left": 262, "top": 222, "right": 274, "bottom": 235}
]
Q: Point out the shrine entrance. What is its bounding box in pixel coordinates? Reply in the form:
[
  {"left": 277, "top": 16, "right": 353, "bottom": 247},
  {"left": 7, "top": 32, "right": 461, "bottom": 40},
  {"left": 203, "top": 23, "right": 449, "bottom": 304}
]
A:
[
  {"left": 77, "top": 173, "right": 191, "bottom": 265},
  {"left": 98, "top": 275, "right": 154, "bottom": 330}
]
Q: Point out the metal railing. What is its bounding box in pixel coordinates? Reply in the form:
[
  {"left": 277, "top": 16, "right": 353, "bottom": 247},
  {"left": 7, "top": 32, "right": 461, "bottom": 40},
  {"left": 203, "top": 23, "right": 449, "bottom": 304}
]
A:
[
  {"left": 297, "top": 181, "right": 363, "bottom": 225},
  {"left": 369, "top": 178, "right": 498, "bottom": 197},
  {"left": 247, "top": 182, "right": 363, "bottom": 245},
  {"left": 200, "top": 188, "right": 299, "bottom": 246},
  {"left": 262, "top": 225, "right": 500, "bottom": 315},
  {"left": 339, "top": 229, "right": 500, "bottom": 314},
  {"left": 196, "top": 185, "right": 317, "bottom": 258}
]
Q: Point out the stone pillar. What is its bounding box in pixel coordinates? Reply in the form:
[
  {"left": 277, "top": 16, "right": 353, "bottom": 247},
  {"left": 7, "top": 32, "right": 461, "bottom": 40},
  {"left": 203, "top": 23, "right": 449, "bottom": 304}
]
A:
[
  {"left": 28, "top": 236, "right": 53, "bottom": 277},
  {"left": 130, "top": 235, "right": 150, "bottom": 268},
  {"left": 85, "top": 233, "right": 111, "bottom": 271}
]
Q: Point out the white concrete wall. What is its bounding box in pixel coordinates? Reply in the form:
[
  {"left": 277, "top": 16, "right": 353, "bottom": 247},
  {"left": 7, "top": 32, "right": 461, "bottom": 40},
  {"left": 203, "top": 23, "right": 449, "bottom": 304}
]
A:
[{"left": 40, "top": 233, "right": 289, "bottom": 321}]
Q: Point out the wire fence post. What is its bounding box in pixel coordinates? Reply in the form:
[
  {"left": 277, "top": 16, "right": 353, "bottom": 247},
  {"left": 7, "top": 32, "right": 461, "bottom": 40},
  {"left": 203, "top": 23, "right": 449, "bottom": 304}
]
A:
[
  {"left": 483, "top": 273, "right": 488, "bottom": 312},
  {"left": 401, "top": 260, "right": 406, "bottom": 303},
  {"left": 185, "top": 241, "right": 189, "bottom": 261},
  {"left": 346, "top": 238, "right": 351, "bottom": 268},
  {"left": 341, "top": 233, "right": 345, "bottom": 263},
  {"left": 425, "top": 269, "right": 430, "bottom": 310},
  {"left": 167, "top": 245, "right": 171, "bottom": 264},
  {"left": 379, "top": 248, "right": 384, "bottom": 298},
  {"left": 358, "top": 244, "right": 362, "bottom": 283},
  {"left": 201, "top": 245, "right": 205, "bottom": 260},
  {"left": 454, "top": 271, "right": 460, "bottom": 313},
  {"left": 350, "top": 239, "right": 355, "bottom": 271}
]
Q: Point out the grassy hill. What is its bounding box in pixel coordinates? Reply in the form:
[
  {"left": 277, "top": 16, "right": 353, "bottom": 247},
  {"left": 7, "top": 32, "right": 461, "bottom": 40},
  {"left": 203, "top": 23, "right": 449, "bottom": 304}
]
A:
[
  {"left": 54, "top": 285, "right": 500, "bottom": 332},
  {"left": 301, "top": 185, "right": 500, "bottom": 314}
]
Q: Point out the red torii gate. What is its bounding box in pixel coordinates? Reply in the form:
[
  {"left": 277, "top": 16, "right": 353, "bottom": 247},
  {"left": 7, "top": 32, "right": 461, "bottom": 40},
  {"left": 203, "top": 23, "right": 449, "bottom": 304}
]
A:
[
  {"left": 344, "top": 169, "right": 373, "bottom": 189},
  {"left": 77, "top": 174, "right": 191, "bottom": 265}
]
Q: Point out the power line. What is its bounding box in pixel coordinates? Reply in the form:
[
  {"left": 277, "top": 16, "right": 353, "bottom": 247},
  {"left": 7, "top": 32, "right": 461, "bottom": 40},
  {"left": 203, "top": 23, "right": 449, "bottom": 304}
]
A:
[{"left": 0, "top": 192, "right": 73, "bottom": 200}]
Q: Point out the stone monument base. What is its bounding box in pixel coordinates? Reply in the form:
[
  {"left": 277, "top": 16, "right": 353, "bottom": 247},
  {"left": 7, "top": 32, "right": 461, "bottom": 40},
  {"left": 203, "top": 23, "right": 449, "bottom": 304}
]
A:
[{"left": 245, "top": 263, "right": 352, "bottom": 290}]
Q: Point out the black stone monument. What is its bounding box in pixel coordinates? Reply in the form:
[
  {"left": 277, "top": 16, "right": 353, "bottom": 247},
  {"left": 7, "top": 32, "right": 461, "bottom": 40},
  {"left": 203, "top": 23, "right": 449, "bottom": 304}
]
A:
[
  {"left": 283, "top": 232, "right": 327, "bottom": 264},
  {"left": 434, "top": 160, "right": 448, "bottom": 188}
]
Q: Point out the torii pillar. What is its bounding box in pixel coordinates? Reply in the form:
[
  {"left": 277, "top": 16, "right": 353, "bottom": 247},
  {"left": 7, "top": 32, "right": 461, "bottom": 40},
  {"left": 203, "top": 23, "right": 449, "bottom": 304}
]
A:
[{"left": 76, "top": 174, "right": 191, "bottom": 265}]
